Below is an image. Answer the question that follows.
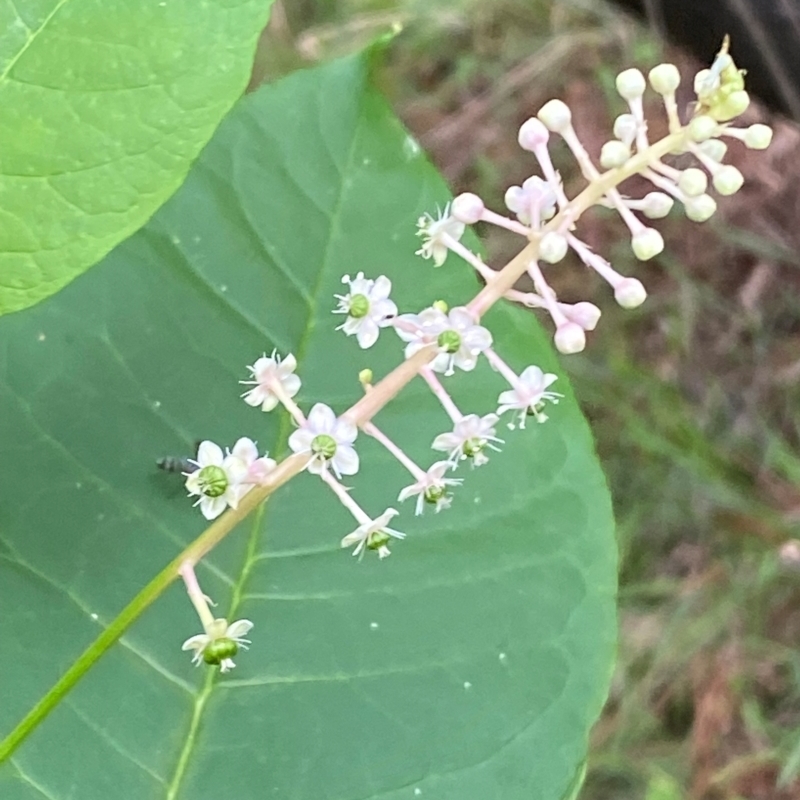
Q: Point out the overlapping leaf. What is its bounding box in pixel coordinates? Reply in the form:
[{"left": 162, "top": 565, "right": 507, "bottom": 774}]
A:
[
  {"left": 0, "top": 51, "right": 616, "bottom": 799},
  {"left": 0, "top": 0, "right": 273, "bottom": 315}
]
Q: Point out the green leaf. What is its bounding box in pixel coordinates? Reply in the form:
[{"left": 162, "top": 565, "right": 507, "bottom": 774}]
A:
[
  {"left": 0, "top": 0, "right": 274, "bottom": 316},
  {"left": 0, "top": 50, "right": 616, "bottom": 798}
]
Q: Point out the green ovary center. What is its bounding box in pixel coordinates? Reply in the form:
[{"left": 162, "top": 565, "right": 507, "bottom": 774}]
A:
[
  {"left": 424, "top": 485, "right": 446, "bottom": 504},
  {"left": 203, "top": 637, "right": 239, "bottom": 665},
  {"left": 367, "top": 530, "right": 391, "bottom": 550},
  {"left": 348, "top": 294, "right": 370, "bottom": 319},
  {"left": 198, "top": 465, "right": 228, "bottom": 498},
  {"left": 463, "top": 438, "right": 484, "bottom": 457},
  {"left": 437, "top": 330, "right": 461, "bottom": 354},
  {"left": 311, "top": 434, "right": 337, "bottom": 460}
]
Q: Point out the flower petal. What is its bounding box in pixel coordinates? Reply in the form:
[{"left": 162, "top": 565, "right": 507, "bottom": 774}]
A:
[
  {"left": 230, "top": 437, "right": 258, "bottom": 464},
  {"left": 307, "top": 403, "right": 336, "bottom": 434},
  {"left": 182, "top": 634, "right": 210, "bottom": 652},
  {"left": 196, "top": 441, "right": 223, "bottom": 467},
  {"left": 226, "top": 619, "right": 254, "bottom": 639},
  {"left": 333, "top": 444, "right": 360, "bottom": 476}
]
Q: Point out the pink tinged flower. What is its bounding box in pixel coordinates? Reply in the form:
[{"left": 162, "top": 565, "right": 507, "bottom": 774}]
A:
[
  {"left": 241, "top": 351, "right": 301, "bottom": 412},
  {"left": 229, "top": 437, "right": 277, "bottom": 487},
  {"left": 182, "top": 618, "right": 254, "bottom": 673},
  {"left": 397, "top": 461, "right": 463, "bottom": 516},
  {"left": 287, "top": 403, "right": 359, "bottom": 478},
  {"left": 341, "top": 508, "right": 406, "bottom": 560},
  {"left": 432, "top": 413, "right": 504, "bottom": 467},
  {"left": 504, "top": 176, "right": 557, "bottom": 226},
  {"left": 415, "top": 204, "right": 465, "bottom": 266},
  {"left": 334, "top": 272, "right": 398, "bottom": 349},
  {"left": 396, "top": 306, "right": 492, "bottom": 375},
  {"left": 497, "top": 366, "right": 562, "bottom": 428},
  {"left": 184, "top": 441, "right": 249, "bottom": 520}
]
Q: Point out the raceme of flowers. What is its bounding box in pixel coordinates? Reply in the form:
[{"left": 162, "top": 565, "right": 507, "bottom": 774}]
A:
[{"left": 177, "top": 44, "right": 770, "bottom": 671}]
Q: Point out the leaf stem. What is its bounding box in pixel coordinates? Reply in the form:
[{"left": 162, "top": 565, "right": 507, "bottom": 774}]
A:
[{"left": 0, "top": 125, "right": 689, "bottom": 761}]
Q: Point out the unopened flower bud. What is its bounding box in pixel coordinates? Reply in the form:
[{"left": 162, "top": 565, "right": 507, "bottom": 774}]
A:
[
  {"left": 563, "top": 301, "right": 601, "bottom": 331},
  {"left": 554, "top": 322, "right": 586, "bottom": 354},
  {"left": 744, "top": 123, "right": 773, "bottom": 150},
  {"left": 713, "top": 165, "right": 744, "bottom": 195},
  {"left": 451, "top": 192, "right": 485, "bottom": 224},
  {"left": 358, "top": 368, "right": 373, "bottom": 387},
  {"left": 539, "top": 231, "right": 568, "bottom": 264},
  {"left": 613, "top": 113, "right": 637, "bottom": 145},
  {"left": 614, "top": 278, "right": 647, "bottom": 308},
  {"left": 518, "top": 117, "right": 550, "bottom": 150},
  {"left": 648, "top": 63, "right": 680, "bottom": 94},
  {"left": 688, "top": 114, "right": 717, "bottom": 142},
  {"left": 698, "top": 139, "right": 727, "bottom": 162},
  {"left": 642, "top": 192, "right": 674, "bottom": 219},
  {"left": 677, "top": 168, "right": 708, "bottom": 197},
  {"left": 631, "top": 228, "right": 664, "bottom": 261},
  {"left": 684, "top": 193, "right": 717, "bottom": 222},
  {"left": 537, "top": 99, "right": 572, "bottom": 133},
  {"left": 616, "top": 68, "right": 646, "bottom": 100},
  {"left": 433, "top": 299, "right": 449, "bottom": 313},
  {"left": 712, "top": 89, "right": 750, "bottom": 122},
  {"left": 600, "top": 140, "right": 631, "bottom": 169}
]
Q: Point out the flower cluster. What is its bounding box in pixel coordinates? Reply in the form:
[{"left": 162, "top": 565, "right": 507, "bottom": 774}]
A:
[
  {"left": 175, "top": 43, "right": 769, "bottom": 671},
  {"left": 412, "top": 40, "right": 771, "bottom": 355}
]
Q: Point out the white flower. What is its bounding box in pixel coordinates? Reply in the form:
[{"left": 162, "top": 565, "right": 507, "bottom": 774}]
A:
[
  {"left": 341, "top": 508, "right": 406, "bottom": 560},
  {"left": 496, "top": 366, "right": 562, "bottom": 428},
  {"left": 185, "top": 441, "right": 248, "bottom": 520},
  {"left": 398, "top": 461, "right": 463, "bottom": 515},
  {"left": 288, "top": 403, "right": 359, "bottom": 478},
  {"left": 504, "top": 176, "right": 557, "bottom": 226},
  {"left": 395, "top": 306, "right": 492, "bottom": 375},
  {"left": 182, "top": 618, "right": 254, "bottom": 673},
  {"left": 432, "top": 414, "right": 503, "bottom": 467},
  {"left": 416, "top": 204, "right": 465, "bottom": 266},
  {"left": 229, "top": 437, "right": 277, "bottom": 486},
  {"left": 241, "top": 351, "right": 301, "bottom": 412},
  {"left": 333, "top": 272, "right": 398, "bottom": 349}
]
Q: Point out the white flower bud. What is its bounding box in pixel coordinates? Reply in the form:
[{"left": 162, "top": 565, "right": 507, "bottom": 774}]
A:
[
  {"left": 554, "top": 322, "right": 586, "bottom": 354},
  {"left": 641, "top": 192, "right": 674, "bottom": 219},
  {"left": 712, "top": 90, "right": 750, "bottom": 122},
  {"left": 613, "top": 113, "right": 638, "bottom": 146},
  {"left": 694, "top": 69, "right": 713, "bottom": 97},
  {"left": 563, "top": 301, "right": 601, "bottom": 331},
  {"left": 537, "top": 99, "right": 572, "bottom": 133},
  {"left": 631, "top": 228, "right": 664, "bottom": 261},
  {"left": 451, "top": 192, "right": 485, "bottom": 224},
  {"left": 744, "top": 124, "right": 773, "bottom": 150},
  {"left": 616, "top": 68, "right": 646, "bottom": 100},
  {"left": 539, "top": 231, "right": 569, "bottom": 264},
  {"left": 698, "top": 139, "right": 727, "bottom": 162},
  {"left": 712, "top": 165, "right": 744, "bottom": 195},
  {"left": 677, "top": 168, "right": 708, "bottom": 197},
  {"left": 518, "top": 117, "right": 550, "bottom": 150},
  {"left": 648, "top": 63, "right": 680, "bottom": 95},
  {"left": 614, "top": 278, "right": 647, "bottom": 308},
  {"left": 599, "top": 140, "right": 631, "bottom": 169},
  {"left": 684, "top": 193, "right": 717, "bottom": 222},
  {"left": 687, "top": 114, "right": 717, "bottom": 142}
]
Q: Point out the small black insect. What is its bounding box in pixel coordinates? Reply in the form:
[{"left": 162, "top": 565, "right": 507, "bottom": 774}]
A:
[{"left": 156, "top": 455, "right": 196, "bottom": 474}]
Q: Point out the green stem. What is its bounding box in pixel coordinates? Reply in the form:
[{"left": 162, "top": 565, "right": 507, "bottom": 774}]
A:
[{"left": 0, "top": 123, "right": 692, "bottom": 762}]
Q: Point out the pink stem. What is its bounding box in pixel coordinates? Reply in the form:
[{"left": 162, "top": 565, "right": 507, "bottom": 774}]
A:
[
  {"left": 363, "top": 422, "right": 426, "bottom": 481},
  {"left": 419, "top": 366, "right": 463, "bottom": 423}
]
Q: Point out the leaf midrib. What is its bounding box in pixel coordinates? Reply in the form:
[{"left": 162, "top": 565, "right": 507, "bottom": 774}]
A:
[{"left": 163, "top": 85, "right": 365, "bottom": 800}]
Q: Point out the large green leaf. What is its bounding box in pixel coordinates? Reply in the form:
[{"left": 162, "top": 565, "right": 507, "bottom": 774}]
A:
[
  {"left": 0, "top": 51, "right": 617, "bottom": 798},
  {"left": 0, "top": 0, "right": 274, "bottom": 316}
]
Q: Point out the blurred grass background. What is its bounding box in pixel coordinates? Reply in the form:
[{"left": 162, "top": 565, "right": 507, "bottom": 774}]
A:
[{"left": 253, "top": 2, "right": 800, "bottom": 797}]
